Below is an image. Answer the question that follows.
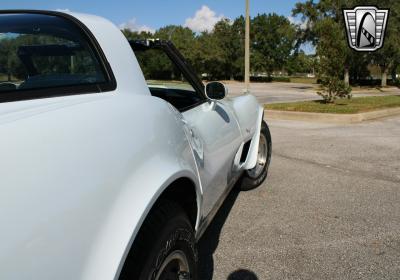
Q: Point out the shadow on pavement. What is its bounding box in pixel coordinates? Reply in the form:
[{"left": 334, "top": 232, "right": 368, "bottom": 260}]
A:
[
  {"left": 198, "top": 187, "right": 260, "bottom": 279},
  {"left": 227, "top": 269, "right": 259, "bottom": 280},
  {"left": 292, "top": 86, "right": 313, "bottom": 90}
]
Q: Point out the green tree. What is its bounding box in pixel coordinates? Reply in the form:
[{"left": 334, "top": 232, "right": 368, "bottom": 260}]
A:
[
  {"left": 189, "top": 17, "right": 245, "bottom": 80},
  {"left": 195, "top": 31, "right": 225, "bottom": 79},
  {"left": 122, "top": 29, "right": 153, "bottom": 40},
  {"left": 293, "top": 0, "right": 355, "bottom": 86},
  {"left": 231, "top": 16, "right": 246, "bottom": 79},
  {"left": 315, "top": 17, "right": 351, "bottom": 103},
  {"left": 286, "top": 51, "right": 315, "bottom": 75},
  {"left": 294, "top": 0, "right": 400, "bottom": 87},
  {"left": 251, "top": 13, "right": 297, "bottom": 77},
  {"left": 293, "top": 0, "right": 360, "bottom": 101},
  {"left": 211, "top": 17, "right": 245, "bottom": 80},
  {"left": 123, "top": 26, "right": 200, "bottom": 80},
  {"left": 372, "top": 0, "right": 400, "bottom": 86},
  {"left": 155, "top": 25, "right": 196, "bottom": 63},
  {"left": 348, "top": 53, "right": 371, "bottom": 82}
]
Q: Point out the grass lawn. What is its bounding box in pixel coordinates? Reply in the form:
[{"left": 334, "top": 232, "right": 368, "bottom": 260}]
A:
[{"left": 265, "top": 96, "right": 400, "bottom": 114}]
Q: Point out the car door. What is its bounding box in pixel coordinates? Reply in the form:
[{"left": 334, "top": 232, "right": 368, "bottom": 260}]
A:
[
  {"left": 131, "top": 40, "right": 243, "bottom": 217},
  {"left": 182, "top": 100, "right": 242, "bottom": 215}
]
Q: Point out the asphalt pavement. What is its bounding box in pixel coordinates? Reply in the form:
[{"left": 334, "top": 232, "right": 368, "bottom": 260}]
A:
[
  {"left": 226, "top": 82, "right": 319, "bottom": 104},
  {"left": 198, "top": 115, "right": 400, "bottom": 279}
]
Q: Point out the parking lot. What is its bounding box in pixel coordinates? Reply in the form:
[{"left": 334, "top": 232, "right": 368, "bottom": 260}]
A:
[
  {"left": 225, "top": 82, "right": 400, "bottom": 104},
  {"left": 199, "top": 115, "right": 400, "bottom": 279},
  {"left": 226, "top": 82, "right": 319, "bottom": 104}
]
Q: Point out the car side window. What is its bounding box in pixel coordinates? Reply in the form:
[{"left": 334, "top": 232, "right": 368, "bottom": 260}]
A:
[
  {"left": 134, "top": 48, "right": 204, "bottom": 111},
  {"left": 0, "top": 13, "right": 114, "bottom": 101}
]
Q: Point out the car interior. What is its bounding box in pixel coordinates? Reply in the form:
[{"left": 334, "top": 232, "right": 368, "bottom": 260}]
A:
[
  {"left": 130, "top": 39, "right": 206, "bottom": 111},
  {"left": 0, "top": 13, "right": 106, "bottom": 95}
]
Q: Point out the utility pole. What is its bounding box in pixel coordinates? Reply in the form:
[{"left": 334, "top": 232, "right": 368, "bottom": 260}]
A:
[{"left": 244, "top": 0, "right": 250, "bottom": 94}]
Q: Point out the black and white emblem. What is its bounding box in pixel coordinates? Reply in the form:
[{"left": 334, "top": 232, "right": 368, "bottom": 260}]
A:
[{"left": 343, "top": 6, "right": 389, "bottom": 52}]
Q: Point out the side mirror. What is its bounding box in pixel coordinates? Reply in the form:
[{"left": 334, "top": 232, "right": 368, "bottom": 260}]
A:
[{"left": 205, "top": 82, "right": 227, "bottom": 100}]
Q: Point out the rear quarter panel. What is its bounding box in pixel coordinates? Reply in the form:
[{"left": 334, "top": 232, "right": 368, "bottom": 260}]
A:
[{"left": 0, "top": 93, "right": 200, "bottom": 280}]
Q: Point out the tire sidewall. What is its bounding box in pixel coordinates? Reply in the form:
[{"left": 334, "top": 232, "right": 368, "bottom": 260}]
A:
[{"left": 140, "top": 213, "right": 198, "bottom": 280}]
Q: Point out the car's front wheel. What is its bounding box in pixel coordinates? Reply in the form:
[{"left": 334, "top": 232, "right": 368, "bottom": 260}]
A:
[
  {"left": 119, "top": 200, "right": 197, "bottom": 280},
  {"left": 239, "top": 120, "right": 272, "bottom": 191}
]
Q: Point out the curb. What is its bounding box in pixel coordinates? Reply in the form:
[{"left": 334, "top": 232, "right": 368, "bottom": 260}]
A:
[{"left": 264, "top": 107, "right": 400, "bottom": 124}]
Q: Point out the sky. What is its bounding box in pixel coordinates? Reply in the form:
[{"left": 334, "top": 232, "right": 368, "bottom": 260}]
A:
[
  {"left": 0, "top": 1, "right": 303, "bottom": 31},
  {"left": 0, "top": 0, "right": 314, "bottom": 53}
]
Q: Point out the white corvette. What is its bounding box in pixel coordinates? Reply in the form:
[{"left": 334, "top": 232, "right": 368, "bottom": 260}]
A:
[{"left": 0, "top": 10, "right": 272, "bottom": 280}]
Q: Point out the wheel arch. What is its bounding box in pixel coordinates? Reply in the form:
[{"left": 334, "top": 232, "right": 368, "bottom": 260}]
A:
[
  {"left": 157, "top": 177, "right": 199, "bottom": 228},
  {"left": 116, "top": 176, "right": 200, "bottom": 279}
]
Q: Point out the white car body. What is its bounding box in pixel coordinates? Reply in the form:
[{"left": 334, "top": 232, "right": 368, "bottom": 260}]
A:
[{"left": 0, "top": 11, "right": 264, "bottom": 279}]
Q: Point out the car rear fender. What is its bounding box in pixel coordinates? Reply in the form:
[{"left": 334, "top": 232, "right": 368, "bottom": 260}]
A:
[
  {"left": 84, "top": 168, "right": 202, "bottom": 280},
  {"left": 77, "top": 98, "right": 203, "bottom": 280},
  {"left": 222, "top": 94, "right": 264, "bottom": 170}
]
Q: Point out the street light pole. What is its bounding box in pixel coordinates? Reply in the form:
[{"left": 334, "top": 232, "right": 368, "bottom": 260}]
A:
[{"left": 244, "top": 0, "right": 250, "bottom": 94}]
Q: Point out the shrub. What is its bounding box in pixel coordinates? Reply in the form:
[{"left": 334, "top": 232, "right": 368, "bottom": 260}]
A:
[
  {"left": 250, "top": 76, "right": 272, "bottom": 82},
  {"left": 317, "top": 77, "right": 352, "bottom": 103},
  {"left": 272, "top": 77, "right": 291, "bottom": 82},
  {"left": 315, "top": 18, "right": 352, "bottom": 103},
  {"left": 248, "top": 76, "right": 290, "bottom": 83}
]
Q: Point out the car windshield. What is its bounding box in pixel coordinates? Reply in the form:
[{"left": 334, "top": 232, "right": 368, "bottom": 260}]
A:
[{"left": 0, "top": 13, "right": 106, "bottom": 93}]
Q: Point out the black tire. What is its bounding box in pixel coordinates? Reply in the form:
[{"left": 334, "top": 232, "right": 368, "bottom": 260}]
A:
[
  {"left": 119, "top": 200, "right": 198, "bottom": 280},
  {"left": 239, "top": 120, "right": 272, "bottom": 191}
]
